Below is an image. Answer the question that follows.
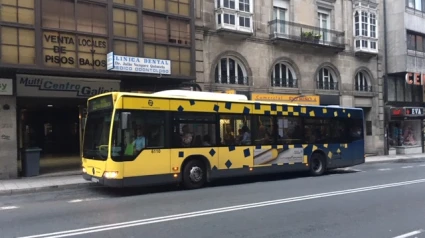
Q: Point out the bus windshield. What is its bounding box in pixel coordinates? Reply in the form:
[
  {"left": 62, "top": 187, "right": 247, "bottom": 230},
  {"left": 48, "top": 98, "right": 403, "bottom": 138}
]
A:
[{"left": 82, "top": 110, "right": 113, "bottom": 160}]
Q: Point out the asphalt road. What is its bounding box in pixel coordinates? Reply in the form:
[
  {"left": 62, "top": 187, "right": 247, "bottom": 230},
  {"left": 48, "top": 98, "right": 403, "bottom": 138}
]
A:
[{"left": 1, "top": 159, "right": 425, "bottom": 238}]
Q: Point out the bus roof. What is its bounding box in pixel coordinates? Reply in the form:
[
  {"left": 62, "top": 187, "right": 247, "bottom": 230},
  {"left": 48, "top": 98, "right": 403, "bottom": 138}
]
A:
[{"left": 91, "top": 90, "right": 363, "bottom": 111}]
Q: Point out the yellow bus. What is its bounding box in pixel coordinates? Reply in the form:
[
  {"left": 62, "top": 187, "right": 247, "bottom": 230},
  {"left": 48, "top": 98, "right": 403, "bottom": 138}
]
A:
[{"left": 82, "top": 90, "right": 365, "bottom": 189}]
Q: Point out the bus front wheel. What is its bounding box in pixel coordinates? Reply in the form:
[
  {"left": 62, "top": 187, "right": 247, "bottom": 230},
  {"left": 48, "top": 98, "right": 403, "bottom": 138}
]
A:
[
  {"left": 182, "top": 159, "right": 206, "bottom": 189},
  {"left": 309, "top": 153, "right": 326, "bottom": 176}
]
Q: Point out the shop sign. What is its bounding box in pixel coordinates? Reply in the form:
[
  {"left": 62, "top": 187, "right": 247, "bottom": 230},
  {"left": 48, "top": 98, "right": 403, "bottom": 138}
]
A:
[
  {"left": 0, "top": 78, "right": 13, "bottom": 96},
  {"left": 43, "top": 33, "right": 107, "bottom": 69},
  {"left": 16, "top": 74, "right": 120, "bottom": 98},
  {"left": 107, "top": 52, "right": 171, "bottom": 75},
  {"left": 251, "top": 93, "right": 320, "bottom": 105},
  {"left": 390, "top": 107, "right": 425, "bottom": 117},
  {"left": 405, "top": 72, "right": 424, "bottom": 85}
]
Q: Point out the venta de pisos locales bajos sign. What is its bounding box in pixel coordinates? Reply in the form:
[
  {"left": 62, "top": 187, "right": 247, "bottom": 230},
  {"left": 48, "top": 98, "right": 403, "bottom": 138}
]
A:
[{"left": 43, "top": 33, "right": 107, "bottom": 68}]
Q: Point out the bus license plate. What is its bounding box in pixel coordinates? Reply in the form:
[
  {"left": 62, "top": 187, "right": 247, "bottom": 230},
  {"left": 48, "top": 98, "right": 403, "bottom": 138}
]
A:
[{"left": 91, "top": 177, "right": 99, "bottom": 183}]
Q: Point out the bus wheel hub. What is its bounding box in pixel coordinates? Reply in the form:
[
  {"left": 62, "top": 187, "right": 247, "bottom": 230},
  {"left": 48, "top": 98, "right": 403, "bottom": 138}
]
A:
[{"left": 189, "top": 166, "right": 203, "bottom": 183}]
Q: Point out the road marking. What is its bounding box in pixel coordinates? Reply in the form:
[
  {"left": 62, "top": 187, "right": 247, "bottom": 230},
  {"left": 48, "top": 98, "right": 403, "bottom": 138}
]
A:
[
  {"left": 402, "top": 166, "right": 414, "bottom": 169},
  {"left": 68, "top": 198, "right": 103, "bottom": 203},
  {"left": 378, "top": 168, "right": 392, "bottom": 171},
  {"left": 18, "top": 178, "right": 425, "bottom": 238},
  {"left": 393, "top": 229, "right": 424, "bottom": 238},
  {"left": 419, "top": 164, "right": 425, "bottom": 167},
  {"left": 0, "top": 206, "right": 19, "bottom": 210}
]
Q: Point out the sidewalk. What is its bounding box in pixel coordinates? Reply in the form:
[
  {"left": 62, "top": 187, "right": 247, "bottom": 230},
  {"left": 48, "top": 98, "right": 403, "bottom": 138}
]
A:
[{"left": 1, "top": 153, "right": 424, "bottom": 196}]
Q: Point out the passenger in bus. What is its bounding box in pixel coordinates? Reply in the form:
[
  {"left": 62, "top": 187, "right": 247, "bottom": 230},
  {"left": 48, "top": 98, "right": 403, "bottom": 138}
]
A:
[
  {"left": 256, "top": 125, "right": 270, "bottom": 144},
  {"left": 240, "top": 125, "right": 251, "bottom": 145},
  {"left": 132, "top": 128, "right": 146, "bottom": 153},
  {"left": 202, "top": 135, "right": 212, "bottom": 146},
  {"left": 223, "top": 125, "right": 236, "bottom": 145},
  {"left": 181, "top": 125, "right": 193, "bottom": 147}
]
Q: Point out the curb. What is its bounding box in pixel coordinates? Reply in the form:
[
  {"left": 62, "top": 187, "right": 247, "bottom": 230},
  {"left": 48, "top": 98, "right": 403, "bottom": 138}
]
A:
[
  {"left": 0, "top": 182, "right": 102, "bottom": 196},
  {"left": 365, "top": 157, "right": 425, "bottom": 164}
]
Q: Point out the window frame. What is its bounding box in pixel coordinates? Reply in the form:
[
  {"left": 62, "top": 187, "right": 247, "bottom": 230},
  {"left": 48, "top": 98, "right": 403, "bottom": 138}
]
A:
[
  {"left": 214, "top": 56, "right": 249, "bottom": 85},
  {"left": 271, "top": 62, "right": 298, "bottom": 88},
  {"left": 353, "top": 8, "right": 378, "bottom": 53}
]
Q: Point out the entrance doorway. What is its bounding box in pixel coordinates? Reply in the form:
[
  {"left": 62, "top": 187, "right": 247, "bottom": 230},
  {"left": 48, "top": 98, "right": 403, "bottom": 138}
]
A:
[{"left": 18, "top": 97, "right": 86, "bottom": 175}]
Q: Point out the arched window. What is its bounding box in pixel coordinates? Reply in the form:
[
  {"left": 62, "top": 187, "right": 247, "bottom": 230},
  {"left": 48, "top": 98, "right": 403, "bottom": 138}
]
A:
[
  {"left": 355, "top": 71, "right": 372, "bottom": 92},
  {"left": 214, "top": 57, "right": 248, "bottom": 85},
  {"left": 271, "top": 62, "right": 297, "bottom": 88},
  {"left": 316, "top": 67, "right": 338, "bottom": 90}
]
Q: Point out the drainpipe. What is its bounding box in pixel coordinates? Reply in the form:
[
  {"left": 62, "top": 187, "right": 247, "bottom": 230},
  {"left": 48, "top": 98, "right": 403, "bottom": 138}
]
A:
[{"left": 383, "top": 0, "right": 389, "bottom": 155}]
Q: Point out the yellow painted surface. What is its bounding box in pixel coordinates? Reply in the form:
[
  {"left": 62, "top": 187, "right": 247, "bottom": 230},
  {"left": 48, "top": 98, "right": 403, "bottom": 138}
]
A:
[{"left": 123, "top": 149, "right": 171, "bottom": 177}]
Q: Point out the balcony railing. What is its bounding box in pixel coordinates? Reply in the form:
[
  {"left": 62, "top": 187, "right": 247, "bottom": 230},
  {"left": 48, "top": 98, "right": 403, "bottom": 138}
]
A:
[
  {"left": 215, "top": 75, "right": 250, "bottom": 86},
  {"left": 355, "top": 85, "right": 373, "bottom": 92},
  {"left": 268, "top": 19, "right": 345, "bottom": 49},
  {"left": 271, "top": 78, "right": 298, "bottom": 88},
  {"left": 316, "top": 81, "right": 339, "bottom": 90}
]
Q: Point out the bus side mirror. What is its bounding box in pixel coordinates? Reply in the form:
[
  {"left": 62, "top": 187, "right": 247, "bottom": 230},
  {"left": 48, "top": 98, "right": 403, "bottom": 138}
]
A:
[{"left": 121, "top": 112, "right": 131, "bottom": 130}]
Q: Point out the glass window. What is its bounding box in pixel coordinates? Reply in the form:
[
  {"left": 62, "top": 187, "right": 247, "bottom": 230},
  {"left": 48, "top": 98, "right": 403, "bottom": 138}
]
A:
[
  {"left": 276, "top": 117, "right": 303, "bottom": 144},
  {"left": 407, "top": 32, "right": 417, "bottom": 50},
  {"left": 253, "top": 116, "right": 274, "bottom": 145},
  {"left": 348, "top": 119, "right": 363, "bottom": 142},
  {"left": 169, "top": 46, "right": 191, "bottom": 76},
  {"left": 1, "top": 27, "right": 35, "bottom": 64},
  {"left": 143, "top": 15, "right": 167, "bottom": 43},
  {"left": 303, "top": 118, "right": 331, "bottom": 144},
  {"left": 113, "top": 8, "right": 138, "bottom": 38},
  {"left": 219, "top": 114, "right": 251, "bottom": 146},
  {"left": 82, "top": 110, "right": 113, "bottom": 161},
  {"left": 169, "top": 0, "right": 190, "bottom": 16},
  {"left": 112, "top": 111, "right": 166, "bottom": 160},
  {"left": 113, "top": 0, "right": 136, "bottom": 6},
  {"left": 42, "top": 0, "right": 74, "bottom": 29},
  {"left": 77, "top": 3, "right": 107, "bottom": 34},
  {"left": 77, "top": 35, "right": 108, "bottom": 70},
  {"left": 143, "top": 0, "right": 166, "bottom": 11},
  {"left": 271, "top": 63, "right": 297, "bottom": 88},
  {"left": 169, "top": 19, "right": 191, "bottom": 46},
  {"left": 144, "top": 43, "right": 167, "bottom": 59},
  {"left": 114, "top": 40, "right": 138, "bottom": 56},
  {"left": 214, "top": 57, "right": 247, "bottom": 85},
  {"left": 317, "top": 68, "right": 337, "bottom": 90},
  {"left": 171, "top": 113, "right": 216, "bottom": 148},
  {"left": 354, "top": 11, "right": 359, "bottom": 36},
  {"left": 1, "top": 0, "right": 34, "bottom": 25}
]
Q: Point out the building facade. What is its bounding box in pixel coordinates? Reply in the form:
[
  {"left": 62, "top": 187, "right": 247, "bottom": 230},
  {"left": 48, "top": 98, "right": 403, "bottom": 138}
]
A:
[
  {"left": 0, "top": 0, "right": 196, "bottom": 179},
  {"left": 194, "top": 0, "right": 384, "bottom": 155},
  {"left": 383, "top": 0, "right": 425, "bottom": 155}
]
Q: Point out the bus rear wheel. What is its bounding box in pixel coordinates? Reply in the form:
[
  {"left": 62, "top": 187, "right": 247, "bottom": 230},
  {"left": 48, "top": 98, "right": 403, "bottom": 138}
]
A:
[
  {"left": 182, "top": 159, "right": 206, "bottom": 189},
  {"left": 309, "top": 153, "right": 326, "bottom": 176}
]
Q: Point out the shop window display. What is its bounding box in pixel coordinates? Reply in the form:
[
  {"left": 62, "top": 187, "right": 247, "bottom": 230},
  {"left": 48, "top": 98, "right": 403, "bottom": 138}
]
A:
[{"left": 389, "top": 121, "right": 421, "bottom": 147}]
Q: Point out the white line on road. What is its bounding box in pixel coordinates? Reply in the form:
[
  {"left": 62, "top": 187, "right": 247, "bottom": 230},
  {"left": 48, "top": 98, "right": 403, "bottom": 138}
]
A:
[
  {"left": 419, "top": 164, "right": 425, "bottom": 167},
  {"left": 0, "top": 206, "right": 19, "bottom": 210},
  {"left": 378, "top": 168, "right": 392, "bottom": 171},
  {"left": 68, "top": 198, "right": 103, "bottom": 203},
  {"left": 393, "top": 229, "right": 424, "bottom": 238},
  {"left": 17, "top": 178, "right": 425, "bottom": 238},
  {"left": 402, "top": 166, "right": 414, "bottom": 169}
]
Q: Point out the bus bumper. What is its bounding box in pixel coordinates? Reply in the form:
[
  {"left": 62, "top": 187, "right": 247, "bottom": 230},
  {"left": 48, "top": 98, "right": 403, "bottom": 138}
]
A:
[{"left": 82, "top": 173, "right": 123, "bottom": 187}]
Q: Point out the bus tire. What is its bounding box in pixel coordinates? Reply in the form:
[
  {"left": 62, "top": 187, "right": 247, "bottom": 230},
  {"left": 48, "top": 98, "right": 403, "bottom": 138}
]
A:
[
  {"left": 182, "top": 159, "right": 206, "bottom": 189},
  {"left": 309, "top": 152, "right": 326, "bottom": 176}
]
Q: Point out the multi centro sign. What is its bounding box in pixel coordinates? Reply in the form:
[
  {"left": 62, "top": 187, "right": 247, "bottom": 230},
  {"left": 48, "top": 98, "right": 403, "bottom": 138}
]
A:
[
  {"left": 107, "top": 52, "right": 171, "bottom": 75},
  {"left": 16, "top": 74, "right": 120, "bottom": 98}
]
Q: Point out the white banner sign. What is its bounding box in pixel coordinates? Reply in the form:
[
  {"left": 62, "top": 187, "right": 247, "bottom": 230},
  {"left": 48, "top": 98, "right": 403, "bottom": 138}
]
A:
[
  {"left": 0, "top": 78, "right": 13, "bottom": 95},
  {"left": 107, "top": 52, "right": 171, "bottom": 75},
  {"left": 16, "top": 74, "right": 120, "bottom": 98}
]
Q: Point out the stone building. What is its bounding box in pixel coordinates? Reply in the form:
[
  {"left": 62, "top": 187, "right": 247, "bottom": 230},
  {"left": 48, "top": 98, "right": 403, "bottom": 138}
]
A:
[
  {"left": 193, "top": 0, "right": 384, "bottom": 155},
  {"left": 0, "top": 0, "right": 196, "bottom": 179}
]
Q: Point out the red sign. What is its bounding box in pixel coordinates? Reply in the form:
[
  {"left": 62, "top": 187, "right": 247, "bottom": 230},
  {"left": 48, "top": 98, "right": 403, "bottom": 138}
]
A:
[{"left": 391, "top": 108, "right": 403, "bottom": 116}]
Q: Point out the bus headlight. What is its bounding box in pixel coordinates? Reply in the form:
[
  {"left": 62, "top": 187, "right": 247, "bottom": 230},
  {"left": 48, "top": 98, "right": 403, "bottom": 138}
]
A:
[
  {"left": 103, "top": 171, "right": 119, "bottom": 179},
  {"left": 82, "top": 167, "right": 87, "bottom": 173}
]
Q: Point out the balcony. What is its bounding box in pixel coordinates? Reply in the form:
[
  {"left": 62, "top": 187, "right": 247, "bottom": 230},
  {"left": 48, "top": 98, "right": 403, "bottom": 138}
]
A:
[
  {"left": 354, "top": 37, "right": 378, "bottom": 58},
  {"left": 215, "top": 75, "right": 250, "bottom": 86},
  {"left": 215, "top": 8, "right": 253, "bottom": 39},
  {"left": 355, "top": 85, "right": 373, "bottom": 92},
  {"left": 316, "top": 81, "right": 339, "bottom": 91},
  {"left": 271, "top": 78, "right": 298, "bottom": 88},
  {"left": 268, "top": 19, "right": 345, "bottom": 52}
]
